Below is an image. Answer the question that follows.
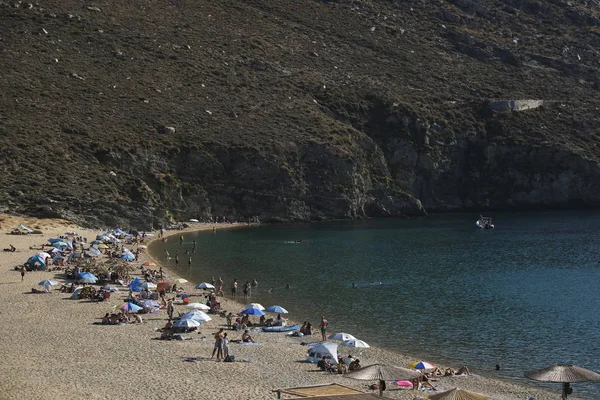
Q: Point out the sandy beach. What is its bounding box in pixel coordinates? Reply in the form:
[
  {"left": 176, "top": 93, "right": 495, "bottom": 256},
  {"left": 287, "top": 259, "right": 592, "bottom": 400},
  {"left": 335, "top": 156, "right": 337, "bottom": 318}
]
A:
[{"left": 0, "top": 215, "right": 566, "bottom": 399}]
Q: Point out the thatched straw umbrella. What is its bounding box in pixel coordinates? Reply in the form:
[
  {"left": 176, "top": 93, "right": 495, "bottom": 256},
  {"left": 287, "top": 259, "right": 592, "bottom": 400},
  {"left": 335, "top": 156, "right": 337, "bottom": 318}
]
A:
[
  {"left": 427, "top": 387, "right": 489, "bottom": 400},
  {"left": 525, "top": 363, "right": 600, "bottom": 399},
  {"left": 345, "top": 364, "right": 421, "bottom": 397}
]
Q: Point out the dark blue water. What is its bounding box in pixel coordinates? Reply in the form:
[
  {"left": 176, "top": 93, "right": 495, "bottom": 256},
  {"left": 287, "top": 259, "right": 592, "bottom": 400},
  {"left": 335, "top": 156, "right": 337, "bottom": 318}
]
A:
[{"left": 151, "top": 211, "right": 600, "bottom": 396}]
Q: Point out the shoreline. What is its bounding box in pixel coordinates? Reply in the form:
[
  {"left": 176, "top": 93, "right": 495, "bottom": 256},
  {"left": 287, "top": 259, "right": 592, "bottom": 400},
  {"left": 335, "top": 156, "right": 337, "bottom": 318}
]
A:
[
  {"left": 0, "top": 215, "right": 567, "bottom": 399},
  {"left": 146, "top": 223, "right": 564, "bottom": 399}
]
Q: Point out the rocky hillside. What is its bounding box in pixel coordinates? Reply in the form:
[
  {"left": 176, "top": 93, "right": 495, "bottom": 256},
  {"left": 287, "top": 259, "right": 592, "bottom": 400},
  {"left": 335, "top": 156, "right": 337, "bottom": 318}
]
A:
[{"left": 1, "top": 0, "right": 599, "bottom": 228}]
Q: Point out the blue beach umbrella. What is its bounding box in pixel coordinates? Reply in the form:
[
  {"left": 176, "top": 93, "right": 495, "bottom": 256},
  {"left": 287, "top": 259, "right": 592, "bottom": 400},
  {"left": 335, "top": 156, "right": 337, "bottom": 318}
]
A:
[
  {"left": 88, "top": 247, "right": 101, "bottom": 256},
  {"left": 47, "top": 238, "right": 61, "bottom": 244},
  {"left": 53, "top": 241, "right": 68, "bottom": 248},
  {"left": 265, "top": 305, "right": 289, "bottom": 314},
  {"left": 121, "top": 302, "right": 142, "bottom": 312},
  {"left": 78, "top": 272, "right": 98, "bottom": 281},
  {"left": 90, "top": 240, "right": 103, "bottom": 245},
  {"left": 240, "top": 307, "right": 265, "bottom": 316},
  {"left": 121, "top": 252, "right": 135, "bottom": 261}
]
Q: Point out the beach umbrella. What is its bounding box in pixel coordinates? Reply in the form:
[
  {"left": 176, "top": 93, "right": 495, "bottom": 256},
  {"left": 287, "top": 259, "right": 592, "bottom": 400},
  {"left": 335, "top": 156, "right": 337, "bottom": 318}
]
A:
[
  {"left": 525, "top": 364, "right": 600, "bottom": 399},
  {"left": 264, "top": 305, "right": 289, "bottom": 314},
  {"left": 340, "top": 339, "right": 370, "bottom": 348},
  {"left": 186, "top": 302, "right": 210, "bottom": 311},
  {"left": 246, "top": 303, "right": 265, "bottom": 311},
  {"left": 78, "top": 272, "right": 98, "bottom": 281},
  {"left": 140, "top": 282, "right": 157, "bottom": 290},
  {"left": 181, "top": 310, "right": 212, "bottom": 322},
  {"left": 328, "top": 332, "right": 357, "bottom": 341},
  {"left": 101, "top": 285, "right": 119, "bottom": 292},
  {"left": 88, "top": 247, "right": 101, "bottom": 256},
  {"left": 142, "top": 261, "right": 157, "bottom": 267},
  {"left": 195, "top": 282, "right": 214, "bottom": 290},
  {"left": 53, "top": 241, "right": 68, "bottom": 248},
  {"left": 97, "top": 244, "right": 109, "bottom": 249},
  {"left": 175, "top": 278, "right": 188, "bottom": 284},
  {"left": 409, "top": 361, "right": 436, "bottom": 370},
  {"left": 346, "top": 364, "right": 421, "bottom": 397},
  {"left": 50, "top": 248, "right": 63, "bottom": 254},
  {"left": 79, "top": 277, "right": 97, "bottom": 284},
  {"left": 427, "top": 388, "right": 489, "bottom": 400},
  {"left": 173, "top": 318, "right": 201, "bottom": 328},
  {"left": 240, "top": 306, "right": 265, "bottom": 316},
  {"left": 121, "top": 252, "right": 135, "bottom": 261},
  {"left": 141, "top": 300, "right": 160, "bottom": 308},
  {"left": 36, "top": 252, "right": 52, "bottom": 260},
  {"left": 38, "top": 279, "right": 59, "bottom": 287},
  {"left": 90, "top": 240, "right": 103, "bottom": 245},
  {"left": 47, "top": 238, "right": 61, "bottom": 244},
  {"left": 121, "top": 302, "right": 142, "bottom": 312}
]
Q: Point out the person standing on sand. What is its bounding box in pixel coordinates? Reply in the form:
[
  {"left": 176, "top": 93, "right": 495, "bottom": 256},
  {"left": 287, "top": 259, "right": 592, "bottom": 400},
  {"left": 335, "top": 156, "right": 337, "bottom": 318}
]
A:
[
  {"left": 222, "top": 332, "right": 229, "bottom": 359},
  {"left": 231, "top": 279, "right": 238, "bottom": 297},
  {"left": 20, "top": 265, "right": 26, "bottom": 282},
  {"left": 211, "top": 328, "right": 225, "bottom": 359},
  {"left": 167, "top": 299, "right": 174, "bottom": 320},
  {"left": 320, "top": 316, "right": 329, "bottom": 341}
]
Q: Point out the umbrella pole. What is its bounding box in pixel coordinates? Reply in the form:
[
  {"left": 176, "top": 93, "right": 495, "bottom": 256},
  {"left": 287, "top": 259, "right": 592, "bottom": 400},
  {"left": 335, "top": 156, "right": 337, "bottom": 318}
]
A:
[{"left": 562, "top": 382, "right": 569, "bottom": 399}]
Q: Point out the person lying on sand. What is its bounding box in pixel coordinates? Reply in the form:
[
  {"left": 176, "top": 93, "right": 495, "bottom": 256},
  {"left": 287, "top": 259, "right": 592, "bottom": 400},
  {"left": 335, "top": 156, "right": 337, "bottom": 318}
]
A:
[{"left": 444, "top": 366, "right": 470, "bottom": 376}]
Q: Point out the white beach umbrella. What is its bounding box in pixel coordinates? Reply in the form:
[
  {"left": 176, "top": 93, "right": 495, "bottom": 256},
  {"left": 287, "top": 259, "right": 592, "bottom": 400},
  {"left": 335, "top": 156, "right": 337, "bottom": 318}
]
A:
[
  {"left": 36, "top": 252, "right": 52, "bottom": 260},
  {"left": 328, "top": 332, "right": 357, "bottom": 341},
  {"left": 186, "top": 302, "right": 210, "bottom": 311},
  {"left": 38, "top": 279, "right": 59, "bottom": 287},
  {"left": 140, "top": 282, "right": 157, "bottom": 290},
  {"left": 176, "top": 278, "right": 189, "bottom": 284},
  {"left": 181, "top": 310, "right": 212, "bottom": 322},
  {"left": 340, "top": 339, "right": 370, "bottom": 348},
  {"left": 246, "top": 303, "right": 265, "bottom": 311},
  {"left": 101, "top": 285, "right": 119, "bottom": 292},
  {"left": 173, "top": 318, "right": 201, "bottom": 328}
]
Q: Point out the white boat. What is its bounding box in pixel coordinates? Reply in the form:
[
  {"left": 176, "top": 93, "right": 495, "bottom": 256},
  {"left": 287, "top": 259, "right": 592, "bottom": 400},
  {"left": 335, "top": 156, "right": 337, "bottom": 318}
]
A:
[{"left": 476, "top": 217, "right": 494, "bottom": 229}]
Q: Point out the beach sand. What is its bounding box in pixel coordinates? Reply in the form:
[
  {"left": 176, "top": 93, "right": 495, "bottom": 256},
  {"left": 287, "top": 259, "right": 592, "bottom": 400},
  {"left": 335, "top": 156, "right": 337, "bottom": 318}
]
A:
[{"left": 0, "top": 215, "right": 567, "bottom": 399}]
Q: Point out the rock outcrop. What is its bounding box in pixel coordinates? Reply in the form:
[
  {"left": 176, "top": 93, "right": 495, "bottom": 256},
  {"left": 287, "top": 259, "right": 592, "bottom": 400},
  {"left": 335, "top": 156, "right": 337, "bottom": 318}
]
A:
[{"left": 0, "top": 0, "right": 599, "bottom": 228}]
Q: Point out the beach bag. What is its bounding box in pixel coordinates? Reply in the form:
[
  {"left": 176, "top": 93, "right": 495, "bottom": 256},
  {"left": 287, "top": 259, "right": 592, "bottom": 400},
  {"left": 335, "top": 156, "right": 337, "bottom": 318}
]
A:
[{"left": 224, "top": 355, "right": 235, "bottom": 362}]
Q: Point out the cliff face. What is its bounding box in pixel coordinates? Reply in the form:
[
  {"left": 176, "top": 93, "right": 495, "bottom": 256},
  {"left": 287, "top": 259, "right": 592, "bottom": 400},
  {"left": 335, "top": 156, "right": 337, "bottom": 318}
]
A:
[{"left": 1, "top": 0, "right": 599, "bottom": 228}]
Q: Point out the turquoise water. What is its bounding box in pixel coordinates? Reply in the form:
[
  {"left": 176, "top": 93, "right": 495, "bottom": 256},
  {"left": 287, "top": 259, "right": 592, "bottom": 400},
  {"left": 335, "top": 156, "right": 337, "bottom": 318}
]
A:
[{"left": 151, "top": 211, "right": 600, "bottom": 397}]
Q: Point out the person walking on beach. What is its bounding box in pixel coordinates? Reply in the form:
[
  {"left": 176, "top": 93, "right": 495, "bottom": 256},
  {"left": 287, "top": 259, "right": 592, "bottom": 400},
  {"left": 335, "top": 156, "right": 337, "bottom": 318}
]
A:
[
  {"left": 180, "top": 235, "right": 184, "bottom": 245},
  {"left": 175, "top": 254, "right": 179, "bottom": 266},
  {"left": 20, "top": 265, "right": 26, "bottom": 282},
  {"left": 320, "top": 316, "right": 329, "bottom": 341}
]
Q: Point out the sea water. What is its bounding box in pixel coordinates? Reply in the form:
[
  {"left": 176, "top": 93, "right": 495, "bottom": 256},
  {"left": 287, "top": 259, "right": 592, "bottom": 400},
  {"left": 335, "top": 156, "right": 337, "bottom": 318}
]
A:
[{"left": 151, "top": 210, "right": 600, "bottom": 397}]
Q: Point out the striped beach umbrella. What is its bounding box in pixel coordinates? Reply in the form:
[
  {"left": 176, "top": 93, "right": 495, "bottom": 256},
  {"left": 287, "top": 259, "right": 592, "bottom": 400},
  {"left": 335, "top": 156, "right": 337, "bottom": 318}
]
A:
[{"left": 409, "top": 361, "right": 436, "bottom": 370}]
